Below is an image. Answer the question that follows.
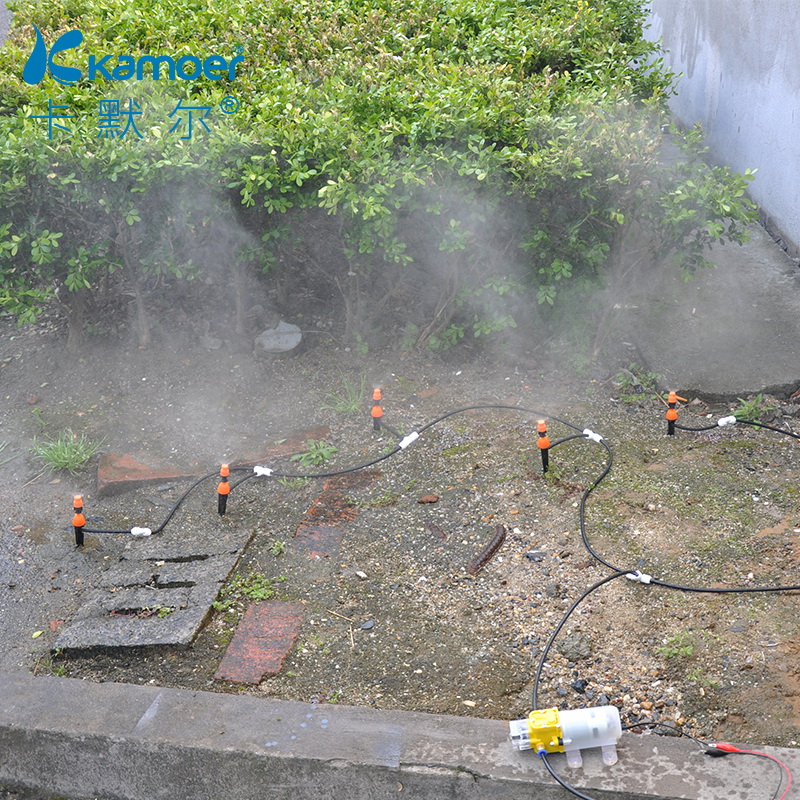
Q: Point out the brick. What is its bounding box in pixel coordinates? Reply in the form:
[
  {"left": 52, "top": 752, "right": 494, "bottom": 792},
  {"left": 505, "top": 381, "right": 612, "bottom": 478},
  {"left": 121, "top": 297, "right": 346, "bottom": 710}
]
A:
[
  {"left": 215, "top": 600, "right": 304, "bottom": 684},
  {"left": 97, "top": 453, "right": 201, "bottom": 497},
  {"left": 96, "top": 426, "right": 332, "bottom": 497}
]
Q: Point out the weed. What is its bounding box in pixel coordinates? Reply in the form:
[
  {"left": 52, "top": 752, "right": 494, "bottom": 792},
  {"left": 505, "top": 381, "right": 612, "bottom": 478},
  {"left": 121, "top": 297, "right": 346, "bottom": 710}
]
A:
[
  {"left": 271, "top": 540, "right": 287, "bottom": 556},
  {"left": 212, "top": 572, "right": 286, "bottom": 612},
  {"left": 30, "top": 406, "right": 48, "bottom": 428},
  {"left": 31, "top": 429, "right": 105, "bottom": 475},
  {"left": 655, "top": 632, "right": 695, "bottom": 659},
  {"left": 687, "top": 667, "right": 720, "bottom": 688},
  {"left": 278, "top": 476, "right": 310, "bottom": 490},
  {"left": 735, "top": 393, "right": 768, "bottom": 424},
  {"left": 327, "top": 688, "right": 344, "bottom": 703},
  {"left": 353, "top": 333, "right": 369, "bottom": 356},
  {"left": 34, "top": 648, "right": 68, "bottom": 677},
  {"left": 0, "top": 440, "right": 16, "bottom": 467},
  {"left": 356, "top": 490, "right": 400, "bottom": 508},
  {"left": 614, "top": 364, "right": 661, "bottom": 404},
  {"left": 290, "top": 439, "right": 338, "bottom": 467},
  {"left": 322, "top": 372, "right": 367, "bottom": 414},
  {"left": 442, "top": 443, "right": 471, "bottom": 457}
]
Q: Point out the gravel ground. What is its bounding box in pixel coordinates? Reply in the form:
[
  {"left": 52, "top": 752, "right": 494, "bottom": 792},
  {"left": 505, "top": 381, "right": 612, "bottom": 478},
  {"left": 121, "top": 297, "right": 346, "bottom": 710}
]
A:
[{"left": 2, "top": 312, "right": 800, "bottom": 771}]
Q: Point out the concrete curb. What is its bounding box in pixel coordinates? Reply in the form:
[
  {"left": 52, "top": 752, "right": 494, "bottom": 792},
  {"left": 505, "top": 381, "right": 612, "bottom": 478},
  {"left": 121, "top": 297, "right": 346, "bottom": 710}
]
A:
[{"left": 1, "top": 672, "right": 797, "bottom": 800}]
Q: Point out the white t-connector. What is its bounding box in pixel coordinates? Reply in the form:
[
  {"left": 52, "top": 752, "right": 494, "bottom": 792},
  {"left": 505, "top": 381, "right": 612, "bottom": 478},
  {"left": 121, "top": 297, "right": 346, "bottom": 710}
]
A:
[
  {"left": 583, "top": 429, "right": 604, "bottom": 443},
  {"left": 626, "top": 570, "right": 652, "bottom": 584},
  {"left": 399, "top": 431, "right": 419, "bottom": 449},
  {"left": 131, "top": 527, "right": 152, "bottom": 537},
  {"left": 718, "top": 416, "right": 737, "bottom": 427},
  {"left": 253, "top": 466, "right": 274, "bottom": 476}
]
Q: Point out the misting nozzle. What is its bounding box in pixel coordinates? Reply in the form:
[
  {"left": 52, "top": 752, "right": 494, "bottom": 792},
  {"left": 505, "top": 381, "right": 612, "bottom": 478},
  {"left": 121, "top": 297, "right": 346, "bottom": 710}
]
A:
[
  {"left": 217, "top": 464, "right": 230, "bottom": 515},
  {"left": 72, "top": 495, "right": 85, "bottom": 547},
  {"left": 372, "top": 388, "right": 383, "bottom": 431},
  {"left": 537, "top": 419, "right": 550, "bottom": 473}
]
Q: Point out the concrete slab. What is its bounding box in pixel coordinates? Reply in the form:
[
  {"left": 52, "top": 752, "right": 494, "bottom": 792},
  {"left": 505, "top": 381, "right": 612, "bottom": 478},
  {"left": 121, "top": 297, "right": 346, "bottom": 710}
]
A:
[
  {"left": 55, "top": 545, "right": 250, "bottom": 652},
  {"left": 627, "top": 222, "right": 800, "bottom": 399},
  {"left": 1, "top": 671, "right": 798, "bottom": 800},
  {"left": 214, "top": 600, "right": 304, "bottom": 684}
]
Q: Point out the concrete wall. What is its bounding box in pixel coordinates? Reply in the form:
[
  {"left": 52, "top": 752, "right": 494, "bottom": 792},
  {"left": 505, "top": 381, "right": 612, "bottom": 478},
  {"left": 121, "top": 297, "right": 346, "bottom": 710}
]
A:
[{"left": 646, "top": 0, "right": 800, "bottom": 257}]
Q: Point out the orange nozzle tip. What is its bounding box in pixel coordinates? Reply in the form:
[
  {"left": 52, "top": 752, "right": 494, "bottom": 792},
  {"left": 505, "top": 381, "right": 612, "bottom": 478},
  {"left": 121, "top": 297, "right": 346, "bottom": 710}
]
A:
[
  {"left": 73, "top": 495, "right": 83, "bottom": 508},
  {"left": 217, "top": 482, "right": 231, "bottom": 495},
  {"left": 676, "top": 394, "right": 689, "bottom": 402},
  {"left": 373, "top": 388, "right": 382, "bottom": 401},
  {"left": 72, "top": 513, "right": 86, "bottom": 527},
  {"left": 371, "top": 406, "right": 383, "bottom": 418},
  {"left": 220, "top": 464, "right": 230, "bottom": 477},
  {"left": 537, "top": 419, "right": 547, "bottom": 432}
]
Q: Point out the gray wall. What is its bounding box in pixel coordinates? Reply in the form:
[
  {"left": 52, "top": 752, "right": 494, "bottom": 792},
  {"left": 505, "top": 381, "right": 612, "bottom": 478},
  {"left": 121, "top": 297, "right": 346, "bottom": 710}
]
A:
[{"left": 646, "top": 0, "right": 800, "bottom": 256}]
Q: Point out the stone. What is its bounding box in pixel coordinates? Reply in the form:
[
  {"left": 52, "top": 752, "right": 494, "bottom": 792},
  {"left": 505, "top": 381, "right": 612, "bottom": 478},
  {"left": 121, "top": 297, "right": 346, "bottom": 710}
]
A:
[
  {"left": 253, "top": 321, "right": 302, "bottom": 354},
  {"left": 557, "top": 633, "right": 592, "bottom": 662}
]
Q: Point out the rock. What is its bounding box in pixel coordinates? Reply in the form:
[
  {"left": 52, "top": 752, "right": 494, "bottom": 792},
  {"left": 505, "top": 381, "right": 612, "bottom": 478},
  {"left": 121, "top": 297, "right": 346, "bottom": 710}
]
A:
[
  {"left": 571, "top": 679, "right": 589, "bottom": 694},
  {"left": 641, "top": 700, "right": 654, "bottom": 711},
  {"left": 254, "top": 321, "right": 302, "bottom": 354},
  {"left": 417, "top": 494, "right": 439, "bottom": 504},
  {"left": 545, "top": 582, "right": 561, "bottom": 598},
  {"left": 525, "top": 550, "right": 544, "bottom": 562},
  {"left": 361, "top": 620, "right": 375, "bottom": 630},
  {"left": 557, "top": 633, "right": 592, "bottom": 661}
]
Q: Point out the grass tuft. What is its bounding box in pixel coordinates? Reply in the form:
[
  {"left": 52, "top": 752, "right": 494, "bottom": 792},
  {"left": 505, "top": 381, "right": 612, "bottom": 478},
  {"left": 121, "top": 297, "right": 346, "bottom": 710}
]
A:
[{"left": 31, "top": 429, "right": 104, "bottom": 475}]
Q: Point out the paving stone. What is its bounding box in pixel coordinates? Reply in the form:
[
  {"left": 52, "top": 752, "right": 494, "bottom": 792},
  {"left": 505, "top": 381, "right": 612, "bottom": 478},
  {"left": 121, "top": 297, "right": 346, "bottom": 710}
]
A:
[
  {"left": 97, "top": 453, "right": 203, "bottom": 497},
  {"left": 293, "top": 523, "right": 344, "bottom": 560},
  {"left": 97, "top": 427, "right": 333, "bottom": 498},
  {"left": 214, "top": 600, "right": 304, "bottom": 684},
  {"left": 121, "top": 529, "right": 253, "bottom": 561},
  {"left": 292, "top": 472, "right": 380, "bottom": 560},
  {"left": 55, "top": 546, "right": 246, "bottom": 652}
]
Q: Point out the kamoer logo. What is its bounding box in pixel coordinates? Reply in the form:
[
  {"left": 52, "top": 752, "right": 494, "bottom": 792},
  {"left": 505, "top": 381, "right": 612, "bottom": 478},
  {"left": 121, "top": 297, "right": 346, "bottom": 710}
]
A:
[
  {"left": 23, "top": 26, "right": 83, "bottom": 85},
  {"left": 23, "top": 25, "right": 242, "bottom": 85}
]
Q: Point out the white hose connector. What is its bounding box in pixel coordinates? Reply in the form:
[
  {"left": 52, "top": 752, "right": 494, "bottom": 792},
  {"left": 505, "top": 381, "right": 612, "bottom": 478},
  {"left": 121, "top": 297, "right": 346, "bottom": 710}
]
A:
[
  {"left": 131, "top": 527, "right": 152, "bottom": 537},
  {"left": 718, "top": 416, "right": 737, "bottom": 427},
  {"left": 626, "top": 570, "right": 652, "bottom": 584},
  {"left": 583, "top": 429, "right": 604, "bottom": 443},
  {"left": 253, "top": 465, "right": 274, "bottom": 477},
  {"left": 399, "top": 431, "right": 419, "bottom": 449}
]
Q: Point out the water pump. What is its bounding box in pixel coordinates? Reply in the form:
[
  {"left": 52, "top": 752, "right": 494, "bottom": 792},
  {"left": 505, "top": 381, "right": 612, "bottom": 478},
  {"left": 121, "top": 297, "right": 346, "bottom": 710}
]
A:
[{"left": 509, "top": 705, "right": 622, "bottom": 768}]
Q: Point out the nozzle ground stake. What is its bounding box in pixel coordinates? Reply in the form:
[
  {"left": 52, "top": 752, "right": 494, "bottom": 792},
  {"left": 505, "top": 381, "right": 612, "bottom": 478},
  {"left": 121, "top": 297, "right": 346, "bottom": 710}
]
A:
[
  {"left": 537, "top": 419, "right": 551, "bottom": 474},
  {"left": 666, "top": 391, "right": 679, "bottom": 436},
  {"left": 72, "top": 494, "right": 86, "bottom": 547},
  {"left": 217, "top": 464, "right": 230, "bottom": 515},
  {"left": 371, "top": 388, "right": 383, "bottom": 433}
]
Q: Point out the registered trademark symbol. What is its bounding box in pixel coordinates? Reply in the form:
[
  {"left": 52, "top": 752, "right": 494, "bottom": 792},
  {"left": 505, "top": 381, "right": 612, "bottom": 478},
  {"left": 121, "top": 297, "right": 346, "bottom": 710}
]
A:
[
  {"left": 220, "top": 95, "right": 240, "bottom": 114},
  {"left": 234, "top": 45, "right": 244, "bottom": 56}
]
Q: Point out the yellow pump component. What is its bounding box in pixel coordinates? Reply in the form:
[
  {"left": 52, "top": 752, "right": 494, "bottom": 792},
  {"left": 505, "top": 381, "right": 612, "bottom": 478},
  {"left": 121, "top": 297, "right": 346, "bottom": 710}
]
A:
[
  {"left": 526, "top": 708, "right": 564, "bottom": 753},
  {"left": 519, "top": 708, "right": 564, "bottom": 754}
]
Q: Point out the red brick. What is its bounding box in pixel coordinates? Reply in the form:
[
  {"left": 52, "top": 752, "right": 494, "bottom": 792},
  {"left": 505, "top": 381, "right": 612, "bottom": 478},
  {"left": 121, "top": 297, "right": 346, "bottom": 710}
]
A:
[
  {"left": 96, "top": 453, "right": 202, "bottom": 497},
  {"left": 292, "top": 471, "right": 381, "bottom": 558},
  {"left": 214, "top": 600, "right": 304, "bottom": 684},
  {"left": 96, "top": 425, "right": 332, "bottom": 496}
]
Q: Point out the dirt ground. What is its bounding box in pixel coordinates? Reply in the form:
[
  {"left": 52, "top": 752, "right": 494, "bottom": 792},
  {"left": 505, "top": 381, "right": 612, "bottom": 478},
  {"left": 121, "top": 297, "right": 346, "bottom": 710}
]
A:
[{"left": 2, "top": 308, "right": 800, "bottom": 759}]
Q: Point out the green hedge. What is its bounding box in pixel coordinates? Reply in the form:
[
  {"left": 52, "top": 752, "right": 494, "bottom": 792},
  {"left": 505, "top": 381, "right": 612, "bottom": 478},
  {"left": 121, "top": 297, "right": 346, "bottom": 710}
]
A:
[{"left": 0, "top": 0, "right": 756, "bottom": 352}]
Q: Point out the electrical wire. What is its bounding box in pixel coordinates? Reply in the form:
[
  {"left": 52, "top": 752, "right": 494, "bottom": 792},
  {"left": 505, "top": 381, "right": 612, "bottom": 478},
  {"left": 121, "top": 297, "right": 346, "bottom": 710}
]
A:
[
  {"left": 531, "top": 570, "right": 629, "bottom": 710},
  {"left": 74, "top": 398, "right": 799, "bottom": 800}
]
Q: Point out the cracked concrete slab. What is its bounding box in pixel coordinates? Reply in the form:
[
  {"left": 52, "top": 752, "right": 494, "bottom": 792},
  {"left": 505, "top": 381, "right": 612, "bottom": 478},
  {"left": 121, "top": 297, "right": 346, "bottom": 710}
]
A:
[{"left": 55, "top": 538, "right": 251, "bottom": 652}]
